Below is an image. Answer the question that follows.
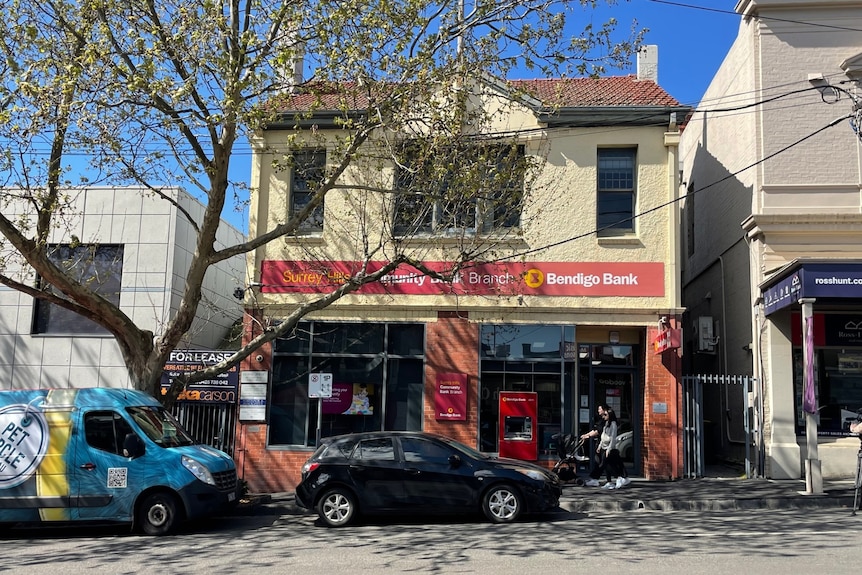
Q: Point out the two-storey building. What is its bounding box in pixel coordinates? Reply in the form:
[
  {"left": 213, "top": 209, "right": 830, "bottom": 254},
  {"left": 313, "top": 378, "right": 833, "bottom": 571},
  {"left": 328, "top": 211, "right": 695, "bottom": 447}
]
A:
[{"left": 237, "top": 50, "right": 691, "bottom": 491}]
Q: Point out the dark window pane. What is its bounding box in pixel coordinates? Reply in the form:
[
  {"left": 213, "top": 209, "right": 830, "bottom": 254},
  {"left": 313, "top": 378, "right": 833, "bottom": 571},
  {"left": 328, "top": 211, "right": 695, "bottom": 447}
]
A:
[
  {"left": 401, "top": 437, "right": 452, "bottom": 463},
  {"left": 313, "top": 322, "right": 384, "bottom": 354},
  {"left": 387, "top": 324, "right": 425, "bottom": 356},
  {"left": 597, "top": 191, "right": 635, "bottom": 230},
  {"left": 33, "top": 244, "right": 124, "bottom": 335},
  {"left": 290, "top": 149, "right": 325, "bottom": 232},
  {"left": 84, "top": 411, "right": 134, "bottom": 455},
  {"left": 597, "top": 148, "right": 635, "bottom": 234},
  {"left": 274, "top": 322, "right": 312, "bottom": 353},
  {"left": 269, "top": 356, "right": 309, "bottom": 446},
  {"left": 393, "top": 144, "right": 524, "bottom": 235},
  {"left": 354, "top": 438, "right": 395, "bottom": 461},
  {"left": 385, "top": 358, "right": 424, "bottom": 431}
]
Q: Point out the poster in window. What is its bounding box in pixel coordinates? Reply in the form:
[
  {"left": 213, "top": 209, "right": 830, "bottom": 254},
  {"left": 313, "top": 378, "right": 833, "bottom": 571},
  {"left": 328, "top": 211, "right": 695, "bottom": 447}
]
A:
[{"left": 322, "top": 383, "right": 374, "bottom": 415}]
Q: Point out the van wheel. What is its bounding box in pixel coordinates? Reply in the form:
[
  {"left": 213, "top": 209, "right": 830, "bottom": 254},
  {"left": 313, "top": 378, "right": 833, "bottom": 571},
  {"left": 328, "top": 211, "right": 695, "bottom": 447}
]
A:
[
  {"left": 138, "top": 492, "right": 179, "bottom": 535},
  {"left": 482, "top": 484, "right": 522, "bottom": 523}
]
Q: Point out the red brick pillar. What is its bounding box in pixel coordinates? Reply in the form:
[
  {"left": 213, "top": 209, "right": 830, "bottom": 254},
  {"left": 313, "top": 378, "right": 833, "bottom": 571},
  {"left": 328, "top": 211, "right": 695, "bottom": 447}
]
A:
[
  {"left": 642, "top": 317, "right": 683, "bottom": 480},
  {"left": 424, "top": 312, "right": 479, "bottom": 447}
]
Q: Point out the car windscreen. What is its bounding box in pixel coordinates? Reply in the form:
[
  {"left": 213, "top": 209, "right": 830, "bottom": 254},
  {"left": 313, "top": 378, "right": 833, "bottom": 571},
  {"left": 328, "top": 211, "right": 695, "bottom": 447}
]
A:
[{"left": 127, "top": 406, "right": 196, "bottom": 447}]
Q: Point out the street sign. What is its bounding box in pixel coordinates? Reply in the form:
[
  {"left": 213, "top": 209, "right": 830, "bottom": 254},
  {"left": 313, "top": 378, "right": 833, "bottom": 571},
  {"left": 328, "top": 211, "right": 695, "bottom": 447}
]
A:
[{"left": 308, "top": 373, "right": 333, "bottom": 398}]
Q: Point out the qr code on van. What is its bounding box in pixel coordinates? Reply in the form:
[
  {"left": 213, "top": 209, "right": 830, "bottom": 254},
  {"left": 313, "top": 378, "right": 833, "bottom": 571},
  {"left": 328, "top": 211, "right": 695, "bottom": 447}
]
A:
[{"left": 107, "top": 467, "right": 128, "bottom": 489}]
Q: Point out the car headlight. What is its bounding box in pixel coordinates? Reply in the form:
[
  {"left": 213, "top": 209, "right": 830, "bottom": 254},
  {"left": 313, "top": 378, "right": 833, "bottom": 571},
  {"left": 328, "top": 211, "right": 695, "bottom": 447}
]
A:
[
  {"left": 515, "top": 468, "right": 547, "bottom": 482},
  {"left": 182, "top": 455, "right": 215, "bottom": 486}
]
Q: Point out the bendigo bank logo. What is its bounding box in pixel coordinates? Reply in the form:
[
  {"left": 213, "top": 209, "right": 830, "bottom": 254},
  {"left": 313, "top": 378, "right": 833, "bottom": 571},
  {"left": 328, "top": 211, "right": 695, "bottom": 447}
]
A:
[
  {"left": 0, "top": 404, "right": 50, "bottom": 489},
  {"left": 523, "top": 268, "right": 545, "bottom": 289}
]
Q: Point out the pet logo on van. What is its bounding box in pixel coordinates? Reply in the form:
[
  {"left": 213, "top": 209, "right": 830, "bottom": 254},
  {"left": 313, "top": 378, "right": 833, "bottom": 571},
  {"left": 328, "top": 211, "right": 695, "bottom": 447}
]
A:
[{"left": 0, "top": 404, "right": 50, "bottom": 489}]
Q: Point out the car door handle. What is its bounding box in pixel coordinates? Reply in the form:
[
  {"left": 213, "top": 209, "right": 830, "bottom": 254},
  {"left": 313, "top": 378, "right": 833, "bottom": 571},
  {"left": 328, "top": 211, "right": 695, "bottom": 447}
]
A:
[
  {"left": 405, "top": 468, "right": 421, "bottom": 475},
  {"left": 80, "top": 463, "right": 96, "bottom": 471}
]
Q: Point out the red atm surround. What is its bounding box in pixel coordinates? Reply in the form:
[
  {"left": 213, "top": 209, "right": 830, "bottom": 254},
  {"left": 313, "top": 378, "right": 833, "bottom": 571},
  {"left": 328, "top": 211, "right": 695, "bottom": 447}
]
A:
[{"left": 498, "top": 391, "right": 538, "bottom": 461}]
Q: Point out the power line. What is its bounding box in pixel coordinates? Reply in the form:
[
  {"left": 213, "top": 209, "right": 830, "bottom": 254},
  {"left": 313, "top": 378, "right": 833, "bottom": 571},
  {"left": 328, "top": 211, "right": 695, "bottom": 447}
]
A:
[{"left": 648, "top": 0, "right": 862, "bottom": 32}]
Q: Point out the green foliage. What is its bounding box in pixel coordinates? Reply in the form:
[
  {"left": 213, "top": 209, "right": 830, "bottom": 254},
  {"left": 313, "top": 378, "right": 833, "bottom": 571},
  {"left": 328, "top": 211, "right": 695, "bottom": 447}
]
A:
[{"left": 0, "top": 0, "right": 643, "bottom": 399}]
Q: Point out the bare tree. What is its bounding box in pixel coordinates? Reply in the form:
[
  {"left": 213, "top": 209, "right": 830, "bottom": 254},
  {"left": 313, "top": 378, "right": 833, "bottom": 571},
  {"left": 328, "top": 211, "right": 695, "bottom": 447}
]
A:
[{"left": 0, "top": 0, "right": 644, "bottom": 406}]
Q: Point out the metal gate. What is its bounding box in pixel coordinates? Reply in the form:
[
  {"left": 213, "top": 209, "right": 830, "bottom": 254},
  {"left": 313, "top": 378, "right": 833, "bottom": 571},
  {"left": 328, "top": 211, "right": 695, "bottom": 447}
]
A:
[
  {"left": 170, "top": 402, "right": 237, "bottom": 456},
  {"left": 682, "top": 374, "right": 757, "bottom": 479}
]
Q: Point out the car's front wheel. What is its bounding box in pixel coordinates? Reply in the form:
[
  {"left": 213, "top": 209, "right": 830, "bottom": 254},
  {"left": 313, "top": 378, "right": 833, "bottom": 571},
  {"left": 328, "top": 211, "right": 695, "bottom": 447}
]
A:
[
  {"left": 317, "top": 487, "right": 357, "bottom": 527},
  {"left": 482, "top": 484, "right": 522, "bottom": 523}
]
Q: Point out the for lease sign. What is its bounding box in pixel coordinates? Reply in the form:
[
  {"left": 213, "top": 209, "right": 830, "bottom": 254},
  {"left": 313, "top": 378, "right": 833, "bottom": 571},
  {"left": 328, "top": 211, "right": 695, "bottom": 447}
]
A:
[{"left": 260, "top": 261, "right": 664, "bottom": 297}]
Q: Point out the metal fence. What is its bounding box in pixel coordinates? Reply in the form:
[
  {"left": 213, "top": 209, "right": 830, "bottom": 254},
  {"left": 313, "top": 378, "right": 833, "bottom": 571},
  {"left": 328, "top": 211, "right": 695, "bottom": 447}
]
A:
[
  {"left": 170, "top": 402, "right": 237, "bottom": 456},
  {"left": 682, "top": 374, "right": 757, "bottom": 479}
]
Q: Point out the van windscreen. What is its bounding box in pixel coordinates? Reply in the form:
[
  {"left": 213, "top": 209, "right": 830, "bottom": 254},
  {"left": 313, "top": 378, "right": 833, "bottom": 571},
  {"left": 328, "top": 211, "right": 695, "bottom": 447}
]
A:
[{"left": 127, "top": 406, "right": 196, "bottom": 447}]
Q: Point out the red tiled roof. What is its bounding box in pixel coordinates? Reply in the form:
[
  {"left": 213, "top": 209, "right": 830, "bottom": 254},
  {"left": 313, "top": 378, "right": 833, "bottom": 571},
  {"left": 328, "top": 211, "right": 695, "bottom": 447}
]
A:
[
  {"left": 269, "top": 75, "right": 681, "bottom": 115},
  {"left": 509, "top": 76, "right": 681, "bottom": 108}
]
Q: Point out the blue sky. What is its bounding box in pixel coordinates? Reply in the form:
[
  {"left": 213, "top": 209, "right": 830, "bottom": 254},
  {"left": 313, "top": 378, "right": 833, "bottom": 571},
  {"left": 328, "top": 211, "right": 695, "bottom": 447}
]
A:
[{"left": 590, "top": 0, "right": 741, "bottom": 106}]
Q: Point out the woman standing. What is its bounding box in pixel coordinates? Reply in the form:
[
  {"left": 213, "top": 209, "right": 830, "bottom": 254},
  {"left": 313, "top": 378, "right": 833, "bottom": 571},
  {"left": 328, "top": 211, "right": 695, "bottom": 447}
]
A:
[{"left": 581, "top": 405, "right": 630, "bottom": 489}]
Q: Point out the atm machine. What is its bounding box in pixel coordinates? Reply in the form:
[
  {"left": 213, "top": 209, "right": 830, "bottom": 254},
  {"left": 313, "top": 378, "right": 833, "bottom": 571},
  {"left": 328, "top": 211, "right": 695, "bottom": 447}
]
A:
[{"left": 498, "top": 391, "right": 538, "bottom": 460}]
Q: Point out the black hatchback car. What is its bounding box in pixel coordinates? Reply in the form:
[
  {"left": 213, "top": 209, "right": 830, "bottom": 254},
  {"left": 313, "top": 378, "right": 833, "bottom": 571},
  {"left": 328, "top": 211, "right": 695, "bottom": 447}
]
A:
[{"left": 295, "top": 431, "right": 562, "bottom": 527}]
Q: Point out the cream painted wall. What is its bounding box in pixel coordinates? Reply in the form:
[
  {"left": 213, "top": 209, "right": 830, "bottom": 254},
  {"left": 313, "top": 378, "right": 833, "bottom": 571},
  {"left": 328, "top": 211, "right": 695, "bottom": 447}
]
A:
[{"left": 248, "top": 100, "right": 682, "bottom": 324}]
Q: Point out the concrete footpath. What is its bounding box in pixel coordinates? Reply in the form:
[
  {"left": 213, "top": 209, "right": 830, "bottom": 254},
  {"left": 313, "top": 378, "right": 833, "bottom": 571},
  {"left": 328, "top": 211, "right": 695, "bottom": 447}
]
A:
[{"left": 233, "top": 475, "right": 861, "bottom": 516}]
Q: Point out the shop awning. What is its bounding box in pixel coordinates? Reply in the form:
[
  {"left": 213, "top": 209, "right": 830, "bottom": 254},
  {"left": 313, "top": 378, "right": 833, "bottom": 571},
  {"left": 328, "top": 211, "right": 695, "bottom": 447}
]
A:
[{"left": 760, "top": 259, "right": 862, "bottom": 316}]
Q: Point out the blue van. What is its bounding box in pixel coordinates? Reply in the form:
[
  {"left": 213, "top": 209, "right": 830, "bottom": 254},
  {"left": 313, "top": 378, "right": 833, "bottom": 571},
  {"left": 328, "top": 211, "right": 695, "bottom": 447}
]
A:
[{"left": 0, "top": 388, "right": 239, "bottom": 535}]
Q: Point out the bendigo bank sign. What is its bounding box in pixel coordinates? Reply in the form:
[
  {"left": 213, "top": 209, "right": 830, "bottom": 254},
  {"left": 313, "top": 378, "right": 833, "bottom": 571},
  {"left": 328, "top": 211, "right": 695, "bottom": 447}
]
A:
[{"left": 260, "top": 261, "right": 664, "bottom": 297}]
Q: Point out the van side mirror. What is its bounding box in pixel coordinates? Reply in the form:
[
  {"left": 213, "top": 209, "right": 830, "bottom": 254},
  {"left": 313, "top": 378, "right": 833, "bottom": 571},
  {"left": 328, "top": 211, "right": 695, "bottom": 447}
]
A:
[
  {"left": 448, "top": 454, "right": 462, "bottom": 468},
  {"left": 123, "top": 433, "right": 145, "bottom": 459}
]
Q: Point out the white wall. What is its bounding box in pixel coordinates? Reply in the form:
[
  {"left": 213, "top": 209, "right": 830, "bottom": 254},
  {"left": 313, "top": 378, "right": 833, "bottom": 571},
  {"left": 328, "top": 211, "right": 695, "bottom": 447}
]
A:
[{"left": 0, "top": 187, "right": 244, "bottom": 389}]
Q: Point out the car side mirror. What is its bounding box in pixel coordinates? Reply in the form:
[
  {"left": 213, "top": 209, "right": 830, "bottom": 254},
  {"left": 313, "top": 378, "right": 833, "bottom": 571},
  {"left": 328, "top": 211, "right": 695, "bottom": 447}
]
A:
[
  {"left": 448, "top": 454, "right": 462, "bottom": 468},
  {"left": 123, "top": 433, "right": 145, "bottom": 459}
]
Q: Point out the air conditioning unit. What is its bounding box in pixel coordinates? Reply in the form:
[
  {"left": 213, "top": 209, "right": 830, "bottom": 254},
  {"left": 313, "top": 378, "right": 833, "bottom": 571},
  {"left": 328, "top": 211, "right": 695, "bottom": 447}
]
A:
[{"left": 698, "top": 316, "right": 716, "bottom": 352}]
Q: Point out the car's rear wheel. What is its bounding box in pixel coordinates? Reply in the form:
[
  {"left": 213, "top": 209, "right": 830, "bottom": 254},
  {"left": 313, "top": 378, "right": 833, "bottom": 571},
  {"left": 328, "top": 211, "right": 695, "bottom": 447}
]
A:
[
  {"left": 317, "top": 487, "right": 357, "bottom": 527},
  {"left": 482, "top": 484, "right": 522, "bottom": 523}
]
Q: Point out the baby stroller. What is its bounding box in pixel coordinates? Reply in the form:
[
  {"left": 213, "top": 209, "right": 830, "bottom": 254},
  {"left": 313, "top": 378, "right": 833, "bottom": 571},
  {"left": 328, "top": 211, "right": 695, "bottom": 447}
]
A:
[{"left": 550, "top": 432, "right": 589, "bottom": 485}]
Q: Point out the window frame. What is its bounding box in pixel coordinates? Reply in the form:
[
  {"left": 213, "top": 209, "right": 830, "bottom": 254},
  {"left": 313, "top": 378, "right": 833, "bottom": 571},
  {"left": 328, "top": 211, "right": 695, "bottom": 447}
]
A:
[
  {"left": 596, "top": 147, "right": 637, "bottom": 236},
  {"left": 289, "top": 148, "right": 326, "bottom": 233},
  {"left": 393, "top": 144, "right": 525, "bottom": 237},
  {"left": 32, "top": 244, "right": 124, "bottom": 335},
  {"left": 268, "top": 321, "right": 426, "bottom": 448}
]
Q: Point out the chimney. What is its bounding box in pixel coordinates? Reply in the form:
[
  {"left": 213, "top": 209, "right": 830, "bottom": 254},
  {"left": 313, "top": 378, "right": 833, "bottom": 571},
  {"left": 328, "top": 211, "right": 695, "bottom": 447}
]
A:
[
  {"left": 278, "top": 30, "right": 305, "bottom": 92},
  {"left": 637, "top": 45, "right": 658, "bottom": 82}
]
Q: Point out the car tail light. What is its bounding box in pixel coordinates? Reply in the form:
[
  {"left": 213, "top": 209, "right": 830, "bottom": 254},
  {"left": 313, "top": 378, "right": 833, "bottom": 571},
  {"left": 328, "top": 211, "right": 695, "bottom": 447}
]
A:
[{"left": 301, "top": 461, "right": 320, "bottom": 475}]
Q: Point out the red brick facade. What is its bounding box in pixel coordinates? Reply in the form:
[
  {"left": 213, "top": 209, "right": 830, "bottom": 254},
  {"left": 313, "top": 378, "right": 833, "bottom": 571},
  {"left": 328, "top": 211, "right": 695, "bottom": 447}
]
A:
[{"left": 233, "top": 312, "right": 683, "bottom": 492}]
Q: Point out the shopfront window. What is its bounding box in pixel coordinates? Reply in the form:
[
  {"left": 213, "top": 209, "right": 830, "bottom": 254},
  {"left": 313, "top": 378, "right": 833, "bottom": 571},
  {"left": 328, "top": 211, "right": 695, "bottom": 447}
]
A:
[
  {"left": 791, "top": 313, "right": 862, "bottom": 436},
  {"left": 479, "top": 324, "right": 574, "bottom": 454},
  {"left": 794, "top": 348, "right": 862, "bottom": 435},
  {"left": 269, "top": 322, "right": 425, "bottom": 447}
]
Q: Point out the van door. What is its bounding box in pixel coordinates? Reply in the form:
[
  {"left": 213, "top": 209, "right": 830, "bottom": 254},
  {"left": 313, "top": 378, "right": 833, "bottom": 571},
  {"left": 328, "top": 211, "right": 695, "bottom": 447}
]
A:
[{"left": 72, "top": 410, "right": 151, "bottom": 521}]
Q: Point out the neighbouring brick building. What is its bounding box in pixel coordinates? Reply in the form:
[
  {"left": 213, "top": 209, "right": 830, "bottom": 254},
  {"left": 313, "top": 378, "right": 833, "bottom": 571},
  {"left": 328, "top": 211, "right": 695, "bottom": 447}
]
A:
[{"left": 235, "top": 48, "right": 691, "bottom": 492}]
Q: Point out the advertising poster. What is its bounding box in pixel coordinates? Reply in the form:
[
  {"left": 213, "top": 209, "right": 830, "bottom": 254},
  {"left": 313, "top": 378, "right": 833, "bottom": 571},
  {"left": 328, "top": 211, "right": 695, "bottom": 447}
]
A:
[
  {"left": 435, "top": 373, "right": 467, "bottom": 421},
  {"left": 322, "top": 383, "right": 374, "bottom": 415},
  {"left": 159, "top": 350, "right": 238, "bottom": 404}
]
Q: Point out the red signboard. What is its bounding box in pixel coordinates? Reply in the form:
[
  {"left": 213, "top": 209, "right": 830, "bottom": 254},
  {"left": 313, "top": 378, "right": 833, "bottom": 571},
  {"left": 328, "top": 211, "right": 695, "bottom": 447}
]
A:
[
  {"left": 435, "top": 373, "right": 467, "bottom": 421},
  {"left": 260, "top": 260, "right": 664, "bottom": 297},
  {"left": 653, "top": 328, "right": 681, "bottom": 354}
]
